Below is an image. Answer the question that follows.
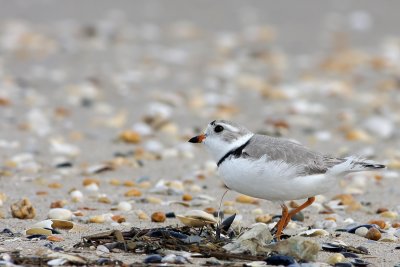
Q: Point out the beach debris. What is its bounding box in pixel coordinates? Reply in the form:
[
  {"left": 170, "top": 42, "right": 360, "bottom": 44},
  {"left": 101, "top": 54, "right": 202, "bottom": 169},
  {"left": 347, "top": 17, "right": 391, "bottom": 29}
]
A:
[
  {"left": 327, "top": 253, "right": 346, "bottom": 265},
  {"left": 255, "top": 214, "right": 272, "bottom": 223},
  {"left": 298, "top": 229, "right": 329, "bottom": 237},
  {"left": 223, "top": 223, "right": 273, "bottom": 255},
  {"left": 177, "top": 210, "right": 217, "bottom": 227},
  {"left": 268, "top": 236, "right": 320, "bottom": 261},
  {"left": 10, "top": 198, "right": 36, "bottom": 219}
]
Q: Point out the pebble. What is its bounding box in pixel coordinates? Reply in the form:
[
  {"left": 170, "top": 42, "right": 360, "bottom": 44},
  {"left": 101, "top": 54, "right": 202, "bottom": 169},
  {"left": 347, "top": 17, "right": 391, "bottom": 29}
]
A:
[
  {"left": 327, "top": 253, "right": 346, "bottom": 265},
  {"left": 236, "top": 194, "right": 259, "bottom": 204},
  {"left": 136, "top": 210, "right": 149, "bottom": 220},
  {"left": 124, "top": 188, "right": 142, "bottom": 197},
  {"left": 117, "top": 201, "right": 132, "bottom": 211},
  {"left": 354, "top": 227, "right": 368, "bottom": 237},
  {"left": 143, "top": 254, "right": 162, "bottom": 264},
  {"left": 255, "top": 214, "right": 272, "bottom": 223},
  {"left": 265, "top": 254, "right": 296, "bottom": 266},
  {"left": 182, "top": 193, "right": 193, "bottom": 201},
  {"left": 365, "top": 227, "right": 381, "bottom": 241},
  {"left": 48, "top": 208, "right": 73, "bottom": 220},
  {"left": 380, "top": 211, "right": 398, "bottom": 219},
  {"left": 10, "top": 198, "right": 36, "bottom": 219},
  {"left": 251, "top": 208, "right": 263, "bottom": 215},
  {"left": 70, "top": 190, "right": 83, "bottom": 202},
  {"left": 368, "top": 219, "right": 386, "bottom": 229},
  {"left": 151, "top": 212, "right": 166, "bottom": 222},
  {"left": 89, "top": 215, "right": 106, "bottom": 224},
  {"left": 119, "top": 130, "right": 141, "bottom": 143}
]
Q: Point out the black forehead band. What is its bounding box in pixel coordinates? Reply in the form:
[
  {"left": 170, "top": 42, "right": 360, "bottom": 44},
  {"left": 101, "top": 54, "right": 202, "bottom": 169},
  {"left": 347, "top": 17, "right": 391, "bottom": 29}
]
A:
[{"left": 210, "top": 120, "right": 216, "bottom": 125}]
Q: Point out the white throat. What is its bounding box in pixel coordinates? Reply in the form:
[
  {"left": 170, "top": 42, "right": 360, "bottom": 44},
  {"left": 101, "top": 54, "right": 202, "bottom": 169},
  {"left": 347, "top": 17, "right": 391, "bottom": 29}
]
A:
[{"left": 204, "top": 133, "right": 254, "bottom": 162}]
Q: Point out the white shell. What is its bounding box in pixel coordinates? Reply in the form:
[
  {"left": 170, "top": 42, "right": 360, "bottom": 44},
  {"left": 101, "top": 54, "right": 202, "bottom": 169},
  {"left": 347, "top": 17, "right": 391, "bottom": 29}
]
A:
[{"left": 48, "top": 208, "right": 73, "bottom": 220}]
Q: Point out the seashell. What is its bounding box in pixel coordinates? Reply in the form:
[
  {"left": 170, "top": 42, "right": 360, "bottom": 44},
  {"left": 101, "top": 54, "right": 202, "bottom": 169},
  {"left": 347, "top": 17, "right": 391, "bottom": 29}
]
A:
[
  {"left": 151, "top": 212, "right": 166, "bottom": 222},
  {"left": 146, "top": 196, "right": 162, "bottom": 204},
  {"left": 31, "top": 219, "right": 74, "bottom": 230},
  {"left": 365, "top": 227, "right": 381, "bottom": 241},
  {"left": 89, "top": 215, "right": 106, "bottom": 224},
  {"left": 380, "top": 234, "right": 397, "bottom": 242},
  {"left": 117, "top": 201, "right": 132, "bottom": 211},
  {"left": 48, "top": 208, "right": 73, "bottom": 220},
  {"left": 354, "top": 227, "right": 368, "bottom": 237},
  {"left": 368, "top": 220, "right": 386, "bottom": 229},
  {"left": 177, "top": 210, "right": 217, "bottom": 227},
  {"left": 84, "top": 164, "right": 113, "bottom": 174},
  {"left": 10, "top": 198, "right": 36, "bottom": 219},
  {"left": 220, "top": 214, "right": 236, "bottom": 232},
  {"left": 25, "top": 228, "right": 53, "bottom": 236},
  {"left": 327, "top": 253, "right": 345, "bottom": 265},
  {"left": 351, "top": 258, "right": 370, "bottom": 267},
  {"left": 124, "top": 188, "right": 142, "bottom": 197},
  {"left": 182, "top": 194, "right": 193, "bottom": 201},
  {"left": 47, "top": 235, "right": 63, "bottom": 242},
  {"left": 298, "top": 229, "right": 329, "bottom": 237},
  {"left": 223, "top": 206, "right": 238, "bottom": 214},
  {"left": 322, "top": 242, "right": 345, "bottom": 252},
  {"left": 119, "top": 130, "right": 141, "bottom": 143},
  {"left": 265, "top": 254, "right": 295, "bottom": 266},
  {"left": 255, "top": 214, "right": 272, "bottom": 223},
  {"left": 84, "top": 183, "right": 99, "bottom": 191},
  {"left": 236, "top": 194, "right": 259, "bottom": 204},
  {"left": 70, "top": 190, "right": 83, "bottom": 202},
  {"left": 111, "top": 215, "right": 126, "bottom": 223},
  {"left": 82, "top": 178, "right": 100, "bottom": 186},
  {"left": 143, "top": 254, "right": 162, "bottom": 264},
  {"left": 251, "top": 208, "right": 263, "bottom": 215},
  {"left": 380, "top": 211, "right": 398, "bottom": 219},
  {"left": 136, "top": 210, "right": 149, "bottom": 220}
]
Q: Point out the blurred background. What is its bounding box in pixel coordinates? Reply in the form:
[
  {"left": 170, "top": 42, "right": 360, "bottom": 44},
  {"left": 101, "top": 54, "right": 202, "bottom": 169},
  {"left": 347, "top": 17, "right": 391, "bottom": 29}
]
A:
[{"left": 0, "top": 0, "right": 399, "bottom": 167}]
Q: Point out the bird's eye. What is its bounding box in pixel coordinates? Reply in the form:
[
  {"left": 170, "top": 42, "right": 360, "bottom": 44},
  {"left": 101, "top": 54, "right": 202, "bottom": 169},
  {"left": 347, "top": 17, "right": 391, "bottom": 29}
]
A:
[{"left": 214, "top": 125, "right": 224, "bottom": 133}]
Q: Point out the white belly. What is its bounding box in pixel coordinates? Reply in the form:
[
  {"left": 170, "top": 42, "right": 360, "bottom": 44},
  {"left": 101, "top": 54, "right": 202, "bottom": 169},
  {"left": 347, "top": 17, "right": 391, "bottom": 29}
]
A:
[{"left": 218, "top": 156, "right": 337, "bottom": 201}]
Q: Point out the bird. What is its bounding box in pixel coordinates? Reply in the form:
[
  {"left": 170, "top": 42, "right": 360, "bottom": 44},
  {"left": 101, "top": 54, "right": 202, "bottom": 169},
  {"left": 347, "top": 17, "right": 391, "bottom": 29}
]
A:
[{"left": 188, "top": 120, "right": 385, "bottom": 240}]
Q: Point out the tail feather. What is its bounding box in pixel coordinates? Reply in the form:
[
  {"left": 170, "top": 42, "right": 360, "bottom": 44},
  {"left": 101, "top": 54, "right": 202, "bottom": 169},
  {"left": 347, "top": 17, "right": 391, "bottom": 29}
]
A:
[{"left": 327, "top": 157, "right": 386, "bottom": 175}]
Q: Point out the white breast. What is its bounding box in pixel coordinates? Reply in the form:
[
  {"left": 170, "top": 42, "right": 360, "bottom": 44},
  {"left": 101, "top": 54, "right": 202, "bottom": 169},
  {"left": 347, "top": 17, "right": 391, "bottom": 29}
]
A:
[{"left": 218, "top": 156, "right": 337, "bottom": 201}]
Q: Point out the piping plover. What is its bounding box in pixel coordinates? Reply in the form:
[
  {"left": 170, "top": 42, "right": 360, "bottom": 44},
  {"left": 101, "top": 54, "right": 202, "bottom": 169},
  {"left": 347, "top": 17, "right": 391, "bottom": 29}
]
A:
[{"left": 189, "top": 120, "right": 385, "bottom": 239}]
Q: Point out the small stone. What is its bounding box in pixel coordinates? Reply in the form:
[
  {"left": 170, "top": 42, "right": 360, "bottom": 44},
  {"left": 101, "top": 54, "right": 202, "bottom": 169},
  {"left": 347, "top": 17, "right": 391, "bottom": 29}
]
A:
[
  {"left": 89, "top": 215, "right": 106, "bottom": 223},
  {"left": 48, "top": 182, "right": 62, "bottom": 189},
  {"left": 98, "top": 196, "right": 111, "bottom": 204},
  {"left": 182, "top": 193, "right": 193, "bottom": 201},
  {"left": 224, "top": 206, "right": 238, "bottom": 214},
  {"left": 50, "top": 200, "right": 67, "bottom": 208},
  {"left": 165, "top": 212, "right": 176, "bottom": 218},
  {"left": 332, "top": 194, "right": 356, "bottom": 205},
  {"left": 327, "top": 253, "right": 346, "bottom": 265},
  {"left": 255, "top": 214, "right": 272, "bottom": 223},
  {"left": 136, "top": 210, "right": 149, "bottom": 220},
  {"left": 70, "top": 190, "right": 83, "bottom": 202},
  {"left": 151, "top": 212, "right": 166, "bottom": 222},
  {"left": 119, "top": 130, "right": 141, "bottom": 143},
  {"left": 380, "top": 234, "right": 397, "bottom": 242},
  {"left": 355, "top": 227, "right": 368, "bottom": 237},
  {"left": 251, "top": 208, "right": 263, "bottom": 215},
  {"left": 236, "top": 194, "right": 259, "bottom": 204},
  {"left": 204, "top": 207, "right": 216, "bottom": 214},
  {"left": 291, "top": 211, "right": 304, "bottom": 222},
  {"left": 368, "top": 220, "right": 386, "bottom": 229},
  {"left": 111, "top": 215, "right": 126, "bottom": 223},
  {"left": 392, "top": 222, "right": 400, "bottom": 228},
  {"left": 10, "top": 198, "right": 36, "bottom": 219},
  {"left": 376, "top": 207, "right": 389, "bottom": 214},
  {"left": 84, "top": 183, "right": 99, "bottom": 191},
  {"left": 109, "top": 179, "right": 121, "bottom": 186},
  {"left": 143, "top": 254, "right": 162, "bottom": 264},
  {"left": 48, "top": 208, "right": 73, "bottom": 220},
  {"left": 124, "top": 188, "right": 142, "bottom": 197},
  {"left": 265, "top": 254, "right": 296, "bottom": 266},
  {"left": 123, "top": 181, "right": 135, "bottom": 187},
  {"left": 117, "top": 201, "right": 132, "bottom": 211},
  {"left": 82, "top": 178, "right": 100, "bottom": 186},
  {"left": 47, "top": 235, "right": 64, "bottom": 242},
  {"left": 380, "top": 211, "right": 398, "bottom": 219},
  {"left": 365, "top": 228, "right": 381, "bottom": 241},
  {"left": 223, "top": 201, "right": 235, "bottom": 206},
  {"left": 146, "top": 196, "right": 162, "bottom": 204}
]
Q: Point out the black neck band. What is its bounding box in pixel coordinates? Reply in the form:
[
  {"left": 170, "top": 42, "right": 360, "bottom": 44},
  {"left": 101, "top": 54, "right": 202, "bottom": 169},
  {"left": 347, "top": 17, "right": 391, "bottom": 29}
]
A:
[{"left": 217, "top": 139, "right": 251, "bottom": 167}]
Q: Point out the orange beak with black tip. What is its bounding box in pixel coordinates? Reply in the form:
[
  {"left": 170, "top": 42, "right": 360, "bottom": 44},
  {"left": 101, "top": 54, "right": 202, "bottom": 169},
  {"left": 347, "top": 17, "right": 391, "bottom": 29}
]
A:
[{"left": 188, "top": 134, "right": 206, "bottom": 143}]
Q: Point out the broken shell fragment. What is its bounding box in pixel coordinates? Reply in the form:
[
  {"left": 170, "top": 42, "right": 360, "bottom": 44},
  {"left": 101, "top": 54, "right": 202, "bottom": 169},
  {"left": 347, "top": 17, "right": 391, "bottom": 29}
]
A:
[
  {"left": 177, "top": 210, "right": 217, "bottom": 227},
  {"left": 10, "top": 198, "right": 36, "bottom": 219},
  {"left": 298, "top": 229, "right": 329, "bottom": 237}
]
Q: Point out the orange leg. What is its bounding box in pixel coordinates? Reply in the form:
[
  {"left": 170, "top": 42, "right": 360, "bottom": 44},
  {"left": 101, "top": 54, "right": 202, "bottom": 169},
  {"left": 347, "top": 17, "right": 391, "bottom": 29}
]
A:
[
  {"left": 283, "top": 196, "right": 315, "bottom": 229},
  {"left": 275, "top": 204, "right": 289, "bottom": 240}
]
